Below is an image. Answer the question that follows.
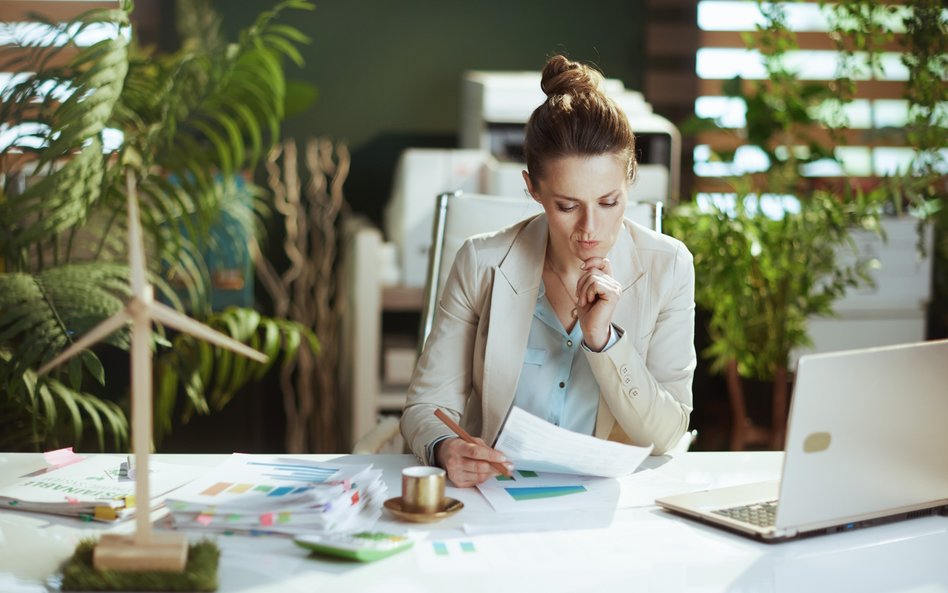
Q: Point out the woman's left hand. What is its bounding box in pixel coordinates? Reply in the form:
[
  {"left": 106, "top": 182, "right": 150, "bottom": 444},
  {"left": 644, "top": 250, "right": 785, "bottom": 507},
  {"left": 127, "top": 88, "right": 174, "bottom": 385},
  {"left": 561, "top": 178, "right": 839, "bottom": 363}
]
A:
[{"left": 576, "top": 256, "right": 622, "bottom": 351}]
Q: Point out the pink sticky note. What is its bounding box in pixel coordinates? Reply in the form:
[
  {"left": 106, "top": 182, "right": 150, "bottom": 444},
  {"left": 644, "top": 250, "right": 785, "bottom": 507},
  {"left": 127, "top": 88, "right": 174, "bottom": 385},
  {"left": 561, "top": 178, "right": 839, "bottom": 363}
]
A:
[
  {"left": 43, "top": 447, "right": 85, "bottom": 468},
  {"left": 342, "top": 479, "right": 351, "bottom": 490},
  {"left": 65, "top": 497, "right": 79, "bottom": 505},
  {"left": 259, "top": 513, "right": 274, "bottom": 526},
  {"left": 196, "top": 514, "right": 213, "bottom": 526}
]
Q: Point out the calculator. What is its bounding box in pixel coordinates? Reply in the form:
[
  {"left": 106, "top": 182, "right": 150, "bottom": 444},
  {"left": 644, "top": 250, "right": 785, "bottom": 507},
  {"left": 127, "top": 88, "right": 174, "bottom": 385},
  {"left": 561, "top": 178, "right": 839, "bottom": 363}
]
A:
[{"left": 294, "top": 531, "right": 414, "bottom": 562}]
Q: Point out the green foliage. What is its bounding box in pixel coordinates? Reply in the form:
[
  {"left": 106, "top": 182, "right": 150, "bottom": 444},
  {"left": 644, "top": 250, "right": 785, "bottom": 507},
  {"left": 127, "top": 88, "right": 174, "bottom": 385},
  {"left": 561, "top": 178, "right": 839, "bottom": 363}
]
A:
[
  {"left": 667, "top": 1, "right": 897, "bottom": 381},
  {"left": 667, "top": 194, "right": 880, "bottom": 380},
  {"left": 0, "top": 1, "right": 317, "bottom": 451},
  {"left": 61, "top": 538, "right": 219, "bottom": 592},
  {"left": 154, "top": 307, "right": 318, "bottom": 444}
]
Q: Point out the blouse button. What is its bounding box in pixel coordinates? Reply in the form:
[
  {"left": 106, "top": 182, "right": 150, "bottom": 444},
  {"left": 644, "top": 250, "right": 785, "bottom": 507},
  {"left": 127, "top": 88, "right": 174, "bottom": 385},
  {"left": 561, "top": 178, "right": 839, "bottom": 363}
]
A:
[
  {"left": 559, "top": 382, "right": 565, "bottom": 389},
  {"left": 566, "top": 340, "right": 573, "bottom": 348}
]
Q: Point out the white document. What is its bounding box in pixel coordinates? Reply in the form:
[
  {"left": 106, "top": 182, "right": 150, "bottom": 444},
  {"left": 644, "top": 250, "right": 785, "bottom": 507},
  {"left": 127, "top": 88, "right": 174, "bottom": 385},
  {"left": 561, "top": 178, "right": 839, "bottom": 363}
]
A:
[
  {"left": 0, "top": 456, "right": 203, "bottom": 521},
  {"left": 494, "top": 407, "right": 653, "bottom": 478}
]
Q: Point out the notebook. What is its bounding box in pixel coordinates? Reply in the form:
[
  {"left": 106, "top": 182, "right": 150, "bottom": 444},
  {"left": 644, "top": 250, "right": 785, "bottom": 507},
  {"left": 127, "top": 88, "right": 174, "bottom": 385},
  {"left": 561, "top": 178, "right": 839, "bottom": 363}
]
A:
[{"left": 656, "top": 339, "right": 948, "bottom": 542}]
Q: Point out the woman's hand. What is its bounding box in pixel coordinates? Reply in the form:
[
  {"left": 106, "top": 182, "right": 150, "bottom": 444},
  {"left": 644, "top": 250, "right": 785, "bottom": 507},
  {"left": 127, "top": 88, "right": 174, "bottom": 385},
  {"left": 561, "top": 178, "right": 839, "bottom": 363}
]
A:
[
  {"left": 434, "top": 437, "right": 513, "bottom": 487},
  {"left": 576, "top": 256, "right": 622, "bottom": 351}
]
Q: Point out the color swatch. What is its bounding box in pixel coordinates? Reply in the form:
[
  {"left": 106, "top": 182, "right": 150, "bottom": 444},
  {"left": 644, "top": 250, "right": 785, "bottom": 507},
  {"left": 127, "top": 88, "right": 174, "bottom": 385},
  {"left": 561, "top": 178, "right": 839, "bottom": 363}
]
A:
[{"left": 495, "top": 469, "right": 540, "bottom": 481}]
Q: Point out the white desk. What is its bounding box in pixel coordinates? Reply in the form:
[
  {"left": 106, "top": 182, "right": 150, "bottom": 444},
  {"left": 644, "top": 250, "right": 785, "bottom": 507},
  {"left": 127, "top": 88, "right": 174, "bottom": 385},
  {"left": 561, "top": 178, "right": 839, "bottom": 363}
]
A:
[{"left": 1, "top": 452, "right": 946, "bottom": 593}]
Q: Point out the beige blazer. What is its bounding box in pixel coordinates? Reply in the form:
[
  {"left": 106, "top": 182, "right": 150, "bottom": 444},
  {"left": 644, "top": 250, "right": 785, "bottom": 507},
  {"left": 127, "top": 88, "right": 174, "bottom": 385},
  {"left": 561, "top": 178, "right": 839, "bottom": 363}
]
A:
[{"left": 400, "top": 213, "right": 696, "bottom": 462}]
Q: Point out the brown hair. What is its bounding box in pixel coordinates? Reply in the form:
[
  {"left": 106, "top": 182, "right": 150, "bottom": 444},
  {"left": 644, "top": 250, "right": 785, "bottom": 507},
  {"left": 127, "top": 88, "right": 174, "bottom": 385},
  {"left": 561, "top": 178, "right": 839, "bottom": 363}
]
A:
[{"left": 523, "top": 55, "right": 637, "bottom": 185}]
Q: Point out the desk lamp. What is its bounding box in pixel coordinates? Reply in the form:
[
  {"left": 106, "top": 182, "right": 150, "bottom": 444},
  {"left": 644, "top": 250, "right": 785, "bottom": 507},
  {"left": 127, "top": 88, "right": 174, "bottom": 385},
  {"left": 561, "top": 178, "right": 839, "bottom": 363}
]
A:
[{"left": 38, "top": 171, "right": 267, "bottom": 586}]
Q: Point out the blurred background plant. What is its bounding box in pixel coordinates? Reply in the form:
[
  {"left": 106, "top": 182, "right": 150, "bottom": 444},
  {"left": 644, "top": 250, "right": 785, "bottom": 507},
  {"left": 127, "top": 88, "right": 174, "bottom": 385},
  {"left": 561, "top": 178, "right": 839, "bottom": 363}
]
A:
[
  {"left": 665, "top": 0, "right": 947, "bottom": 450},
  {"left": 0, "top": 0, "right": 321, "bottom": 452}
]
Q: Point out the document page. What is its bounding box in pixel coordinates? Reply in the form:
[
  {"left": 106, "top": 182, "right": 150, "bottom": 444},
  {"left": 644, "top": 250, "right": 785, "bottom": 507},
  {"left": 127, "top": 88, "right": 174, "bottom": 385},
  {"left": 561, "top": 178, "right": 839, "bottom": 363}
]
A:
[{"left": 494, "top": 407, "right": 652, "bottom": 478}]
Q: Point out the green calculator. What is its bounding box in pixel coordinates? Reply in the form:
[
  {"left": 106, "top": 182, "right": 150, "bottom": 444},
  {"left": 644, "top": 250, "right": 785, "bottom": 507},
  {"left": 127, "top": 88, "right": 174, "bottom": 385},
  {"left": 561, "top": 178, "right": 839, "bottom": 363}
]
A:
[{"left": 294, "top": 531, "right": 414, "bottom": 562}]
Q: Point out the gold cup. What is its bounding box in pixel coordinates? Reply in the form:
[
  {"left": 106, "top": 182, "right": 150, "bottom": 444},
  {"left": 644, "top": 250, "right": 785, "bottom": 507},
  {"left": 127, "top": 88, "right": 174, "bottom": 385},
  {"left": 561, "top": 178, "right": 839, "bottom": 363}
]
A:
[{"left": 401, "top": 466, "right": 446, "bottom": 514}]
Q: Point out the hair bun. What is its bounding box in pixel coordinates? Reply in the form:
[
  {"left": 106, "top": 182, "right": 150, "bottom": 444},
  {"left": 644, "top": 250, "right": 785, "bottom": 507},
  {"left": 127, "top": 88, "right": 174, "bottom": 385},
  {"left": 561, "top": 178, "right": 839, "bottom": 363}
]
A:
[{"left": 540, "top": 55, "right": 603, "bottom": 98}]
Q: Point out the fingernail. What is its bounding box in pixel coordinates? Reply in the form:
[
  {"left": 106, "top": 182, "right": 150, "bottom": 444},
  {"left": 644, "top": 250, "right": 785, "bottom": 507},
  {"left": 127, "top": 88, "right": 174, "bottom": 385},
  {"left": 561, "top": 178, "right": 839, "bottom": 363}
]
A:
[{"left": 579, "top": 263, "right": 586, "bottom": 269}]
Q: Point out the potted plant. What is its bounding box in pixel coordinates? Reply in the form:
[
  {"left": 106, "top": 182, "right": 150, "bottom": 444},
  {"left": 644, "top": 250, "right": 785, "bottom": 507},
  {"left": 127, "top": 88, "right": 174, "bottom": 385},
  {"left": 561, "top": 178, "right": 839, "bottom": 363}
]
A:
[
  {"left": 0, "top": 0, "right": 319, "bottom": 451},
  {"left": 666, "top": 2, "right": 893, "bottom": 450}
]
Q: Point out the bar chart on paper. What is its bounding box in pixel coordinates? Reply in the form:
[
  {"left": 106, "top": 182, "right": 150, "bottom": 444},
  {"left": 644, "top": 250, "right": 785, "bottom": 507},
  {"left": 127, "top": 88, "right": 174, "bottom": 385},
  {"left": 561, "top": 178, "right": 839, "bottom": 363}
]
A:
[
  {"left": 165, "top": 454, "right": 375, "bottom": 512},
  {"left": 475, "top": 471, "right": 618, "bottom": 512},
  {"left": 504, "top": 485, "right": 587, "bottom": 501},
  {"left": 197, "top": 461, "right": 338, "bottom": 499}
]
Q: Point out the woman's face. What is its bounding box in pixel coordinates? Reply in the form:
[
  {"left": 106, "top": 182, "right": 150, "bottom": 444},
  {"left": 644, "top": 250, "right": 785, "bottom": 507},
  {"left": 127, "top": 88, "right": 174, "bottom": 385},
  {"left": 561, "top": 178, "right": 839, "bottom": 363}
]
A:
[{"left": 524, "top": 153, "right": 629, "bottom": 263}]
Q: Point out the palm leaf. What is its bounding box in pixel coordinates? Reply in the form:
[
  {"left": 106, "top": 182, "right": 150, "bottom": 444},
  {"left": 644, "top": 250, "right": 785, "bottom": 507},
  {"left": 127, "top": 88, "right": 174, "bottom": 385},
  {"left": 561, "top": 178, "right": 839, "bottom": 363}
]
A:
[
  {"left": 0, "top": 349, "right": 129, "bottom": 451},
  {"left": 153, "top": 307, "right": 318, "bottom": 442}
]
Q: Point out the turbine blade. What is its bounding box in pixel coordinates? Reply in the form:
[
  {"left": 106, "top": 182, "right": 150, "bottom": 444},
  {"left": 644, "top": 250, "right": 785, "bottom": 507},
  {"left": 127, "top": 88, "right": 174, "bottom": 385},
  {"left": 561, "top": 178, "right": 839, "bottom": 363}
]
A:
[
  {"left": 148, "top": 302, "right": 268, "bottom": 364},
  {"left": 37, "top": 309, "right": 132, "bottom": 376}
]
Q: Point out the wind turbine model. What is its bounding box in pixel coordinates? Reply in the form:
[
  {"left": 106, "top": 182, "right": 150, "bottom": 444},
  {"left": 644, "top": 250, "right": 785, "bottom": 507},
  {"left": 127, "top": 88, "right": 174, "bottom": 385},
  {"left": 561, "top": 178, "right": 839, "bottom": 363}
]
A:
[{"left": 38, "top": 171, "right": 268, "bottom": 571}]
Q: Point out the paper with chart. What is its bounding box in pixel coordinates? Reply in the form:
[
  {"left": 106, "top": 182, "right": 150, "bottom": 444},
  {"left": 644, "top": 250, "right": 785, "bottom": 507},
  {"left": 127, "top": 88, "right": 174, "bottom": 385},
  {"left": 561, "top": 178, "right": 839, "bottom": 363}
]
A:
[
  {"left": 494, "top": 407, "right": 653, "bottom": 478},
  {"left": 164, "top": 454, "right": 386, "bottom": 535},
  {"left": 475, "top": 469, "right": 620, "bottom": 513}
]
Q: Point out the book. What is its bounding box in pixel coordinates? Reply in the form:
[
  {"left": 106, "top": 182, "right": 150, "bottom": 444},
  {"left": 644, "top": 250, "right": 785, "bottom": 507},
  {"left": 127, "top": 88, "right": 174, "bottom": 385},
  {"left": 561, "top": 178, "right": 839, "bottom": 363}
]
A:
[
  {"left": 164, "top": 454, "right": 387, "bottom": 536},
  {"left": 0, "top": 455, "right": 204, "bottom": 522}
]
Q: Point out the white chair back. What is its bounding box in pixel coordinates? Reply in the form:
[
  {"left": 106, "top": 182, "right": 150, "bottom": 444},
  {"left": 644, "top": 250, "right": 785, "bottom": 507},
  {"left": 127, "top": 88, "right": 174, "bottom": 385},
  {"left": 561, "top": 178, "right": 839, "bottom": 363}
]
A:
[{"left": 419, "top": 191, "right": 662, "bottom": 350}]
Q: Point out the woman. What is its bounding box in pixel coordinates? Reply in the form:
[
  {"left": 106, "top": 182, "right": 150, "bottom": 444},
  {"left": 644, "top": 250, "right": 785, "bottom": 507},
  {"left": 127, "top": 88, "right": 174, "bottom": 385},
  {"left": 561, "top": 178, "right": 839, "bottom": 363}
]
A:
[{"left": 400, "top": 55, "right": 696, "bottom": 487}]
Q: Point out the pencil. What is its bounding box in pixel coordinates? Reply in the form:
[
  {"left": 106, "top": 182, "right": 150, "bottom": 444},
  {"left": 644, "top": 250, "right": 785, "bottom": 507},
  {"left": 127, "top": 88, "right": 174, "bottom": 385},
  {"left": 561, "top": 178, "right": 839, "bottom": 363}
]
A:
[{"left": 433, "top": 408, "right": 513, "bottom": 478}]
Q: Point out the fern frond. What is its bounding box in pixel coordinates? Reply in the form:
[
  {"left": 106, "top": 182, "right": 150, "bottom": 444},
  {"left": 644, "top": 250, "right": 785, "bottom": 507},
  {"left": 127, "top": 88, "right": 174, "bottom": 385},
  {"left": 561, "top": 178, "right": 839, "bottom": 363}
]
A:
[
  {"left": 0, "top": 7, "right": 129, "bottom": 260},
  {"left": 0, "top": 264, "right": 131, "bottom": 394}
]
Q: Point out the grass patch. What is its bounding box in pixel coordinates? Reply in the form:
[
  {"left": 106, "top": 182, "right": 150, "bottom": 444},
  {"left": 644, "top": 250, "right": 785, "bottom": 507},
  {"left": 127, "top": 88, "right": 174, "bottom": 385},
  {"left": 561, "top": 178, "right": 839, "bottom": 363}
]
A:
[{"left": 61, "top": 538, "right": 219, "bottom": 591}]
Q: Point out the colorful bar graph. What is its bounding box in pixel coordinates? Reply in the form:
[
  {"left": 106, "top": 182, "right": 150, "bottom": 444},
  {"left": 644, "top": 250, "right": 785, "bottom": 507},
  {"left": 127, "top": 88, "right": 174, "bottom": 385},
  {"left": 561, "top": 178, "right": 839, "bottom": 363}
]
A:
[
  {"left": 504, "top": 485, "right": 587, "bottom": 501},
  {"left": 200, "top": 482, "right": 232, "bottom": 496}
]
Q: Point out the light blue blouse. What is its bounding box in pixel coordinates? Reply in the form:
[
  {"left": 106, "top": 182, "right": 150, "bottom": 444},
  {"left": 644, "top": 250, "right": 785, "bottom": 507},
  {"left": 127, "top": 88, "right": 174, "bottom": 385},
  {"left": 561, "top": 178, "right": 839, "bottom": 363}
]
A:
[
  {"left": 425, "top": 282, "right": 618, "bottom": 463},
  {"left": 511, "top": 282, "right": 618, "bottom": 435}
]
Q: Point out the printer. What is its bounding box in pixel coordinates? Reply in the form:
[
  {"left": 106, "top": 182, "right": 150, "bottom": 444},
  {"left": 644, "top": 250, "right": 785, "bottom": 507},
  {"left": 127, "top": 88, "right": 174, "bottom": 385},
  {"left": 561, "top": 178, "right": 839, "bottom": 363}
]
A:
[{"left": 385, "top": 70, "right": 681, "bottom": 288}]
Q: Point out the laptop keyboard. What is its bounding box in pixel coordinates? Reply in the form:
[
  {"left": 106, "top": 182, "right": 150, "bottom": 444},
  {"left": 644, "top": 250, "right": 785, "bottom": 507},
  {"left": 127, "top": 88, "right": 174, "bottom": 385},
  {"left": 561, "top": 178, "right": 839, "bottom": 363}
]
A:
[{"left": 711, "top": 500, "right": 779, "bottom": 528}]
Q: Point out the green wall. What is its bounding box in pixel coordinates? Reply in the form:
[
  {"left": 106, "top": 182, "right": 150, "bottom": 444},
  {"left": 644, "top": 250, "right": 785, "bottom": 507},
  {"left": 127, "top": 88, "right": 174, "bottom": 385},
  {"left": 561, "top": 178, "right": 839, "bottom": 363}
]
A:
[{"left": 220, "top": 1, "right": 646, "bottom": 225}]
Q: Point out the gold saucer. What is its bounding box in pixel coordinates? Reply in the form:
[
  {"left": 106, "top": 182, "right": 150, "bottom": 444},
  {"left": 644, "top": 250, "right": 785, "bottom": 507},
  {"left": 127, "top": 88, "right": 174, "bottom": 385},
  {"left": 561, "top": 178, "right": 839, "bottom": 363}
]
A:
[{"left": 383, "top": 496, "right": 464, "bottom": 523}]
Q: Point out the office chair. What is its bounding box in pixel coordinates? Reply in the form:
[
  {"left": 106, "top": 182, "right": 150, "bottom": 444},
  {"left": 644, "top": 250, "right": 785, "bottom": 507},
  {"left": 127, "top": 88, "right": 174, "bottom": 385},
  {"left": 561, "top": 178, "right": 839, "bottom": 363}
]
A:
[
  {"left": 419, "top": 191, "right": 662, "bottom": 352},
  {"left": 351, "top": 191, "right": 670, "bottom": 454}
]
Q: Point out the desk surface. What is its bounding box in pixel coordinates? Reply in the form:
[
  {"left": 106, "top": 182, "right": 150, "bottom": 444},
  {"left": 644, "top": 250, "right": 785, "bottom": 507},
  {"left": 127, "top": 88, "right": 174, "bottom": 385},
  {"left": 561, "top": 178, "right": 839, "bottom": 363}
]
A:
[{"left": 0, "top": 451, "right": 946, "bottom": 593}]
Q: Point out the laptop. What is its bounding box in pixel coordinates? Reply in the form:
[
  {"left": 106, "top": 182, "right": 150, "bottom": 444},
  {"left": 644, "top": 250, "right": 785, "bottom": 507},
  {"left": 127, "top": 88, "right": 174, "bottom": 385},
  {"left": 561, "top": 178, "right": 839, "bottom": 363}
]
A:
[{"left": 656, "top": 339, "right": 948, "bottom": 542}]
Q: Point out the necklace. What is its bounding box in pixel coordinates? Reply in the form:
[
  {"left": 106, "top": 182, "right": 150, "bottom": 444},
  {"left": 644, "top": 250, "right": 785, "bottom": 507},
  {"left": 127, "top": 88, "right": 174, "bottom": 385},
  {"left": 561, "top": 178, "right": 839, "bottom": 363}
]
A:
[{"left": 545, "top": 261, "right": 579, "bottom": 320}]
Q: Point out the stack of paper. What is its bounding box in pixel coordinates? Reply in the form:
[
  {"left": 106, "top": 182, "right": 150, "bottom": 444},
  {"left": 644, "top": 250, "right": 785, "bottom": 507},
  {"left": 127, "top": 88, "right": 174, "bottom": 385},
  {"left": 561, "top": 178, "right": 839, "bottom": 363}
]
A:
[
  {"left": 0, "top": 455, "right": 204, "bottom": 522},
  {"left": 164, "top": 454, "right": 386, "bottom": 536}
]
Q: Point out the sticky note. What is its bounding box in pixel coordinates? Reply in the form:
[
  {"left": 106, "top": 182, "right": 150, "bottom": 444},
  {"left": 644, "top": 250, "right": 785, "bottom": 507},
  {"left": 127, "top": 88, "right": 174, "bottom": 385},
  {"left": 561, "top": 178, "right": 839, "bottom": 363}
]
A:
[
  {"left": 43, "top": 447, "right": 84, "bottom": 468},
  {"left": 94, "top": 506, "right": 118, "bottom": 521},
  {"left": 260, "top": 513, "right": 274, "bottom": 526},
  {"left": 196, "top": 514, "right": 213, "bottom": 526}
]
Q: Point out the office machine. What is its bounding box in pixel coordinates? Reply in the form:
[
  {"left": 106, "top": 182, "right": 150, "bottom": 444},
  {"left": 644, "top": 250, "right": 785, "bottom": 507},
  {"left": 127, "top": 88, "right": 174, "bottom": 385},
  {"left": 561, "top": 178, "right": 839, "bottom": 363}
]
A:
[{"left": 385, "top": 70, "right": 681, "bottom": 288}]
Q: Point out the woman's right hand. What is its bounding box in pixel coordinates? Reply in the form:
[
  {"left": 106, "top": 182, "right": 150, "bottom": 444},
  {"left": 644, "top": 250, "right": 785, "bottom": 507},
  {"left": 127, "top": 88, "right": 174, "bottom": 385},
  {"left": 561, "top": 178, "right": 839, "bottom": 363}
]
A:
[{"left": 434, "top": 437, "right": 513, "bottom": 487}]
